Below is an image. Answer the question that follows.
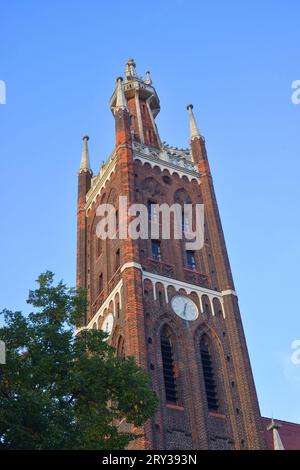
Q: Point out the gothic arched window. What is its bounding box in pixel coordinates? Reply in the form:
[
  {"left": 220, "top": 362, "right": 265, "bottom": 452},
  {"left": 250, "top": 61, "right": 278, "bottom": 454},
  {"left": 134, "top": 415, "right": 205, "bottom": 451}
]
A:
[
  {"left": 199, "top": 335, "right": 219, "bottom": 411},
  {"left": 117, "top": 336, "right": 125, "bottom": 359},
  {"left": 160, "top": 327, "right": 177, "bottom": 404},
  {"left": 174, "top": 188, "right": 192, "bottom": 206}
]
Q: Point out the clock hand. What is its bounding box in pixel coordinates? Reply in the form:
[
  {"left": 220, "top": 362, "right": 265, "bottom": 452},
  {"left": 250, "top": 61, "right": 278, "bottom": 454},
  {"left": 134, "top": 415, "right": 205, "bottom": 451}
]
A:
[{"left": 183, "top": 302, "right": 188, "bottom": 316}]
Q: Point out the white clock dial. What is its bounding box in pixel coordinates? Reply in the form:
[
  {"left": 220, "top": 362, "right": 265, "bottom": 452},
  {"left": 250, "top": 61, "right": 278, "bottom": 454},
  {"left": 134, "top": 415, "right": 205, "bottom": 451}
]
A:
[
  {"left": 101, "top": 313, "right": 114, "bottom": 337},
  {"left": 171, "top": 295, "right": 199, "bottom": 321}
]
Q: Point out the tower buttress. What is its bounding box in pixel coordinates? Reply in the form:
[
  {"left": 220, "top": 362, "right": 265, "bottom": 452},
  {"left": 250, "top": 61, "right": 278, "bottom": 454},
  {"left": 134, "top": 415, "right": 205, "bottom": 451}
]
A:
[
  {"left": 77, "top": 136, "right": 92, "bottom": 323},
  {"left": 187, "top": 104, "right": 233, "bottom": 290},
  {"left": 187, "top": 104, "right": 265, "bottom": 449},
  {"left": 112, "top": 70, "right": 151, "bottom": 449}
]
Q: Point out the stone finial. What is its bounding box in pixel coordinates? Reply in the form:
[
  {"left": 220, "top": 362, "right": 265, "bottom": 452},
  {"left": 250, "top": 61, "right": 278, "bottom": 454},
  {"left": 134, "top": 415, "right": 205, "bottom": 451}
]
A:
[
  {"left": 145, "top": 71, "right": 152, "bottom": 84},
  {"left": 79, "top": 135, "right": 92, "bottom": 173},
  {"left": 125, "top": 58, "right": 137, "bottom": 79},
  {"left": 187, "top": 104, "right": 201, "bottom": 141}
]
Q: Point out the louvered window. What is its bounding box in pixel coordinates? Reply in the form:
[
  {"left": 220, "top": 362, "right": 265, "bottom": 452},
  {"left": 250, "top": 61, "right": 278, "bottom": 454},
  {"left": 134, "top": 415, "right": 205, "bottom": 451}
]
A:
[
  {"left": 161, "top": 331, "right": 177, "bottom": 404},
  {"left": 200, "top": 336, "right": 219, "bottom": 411}
]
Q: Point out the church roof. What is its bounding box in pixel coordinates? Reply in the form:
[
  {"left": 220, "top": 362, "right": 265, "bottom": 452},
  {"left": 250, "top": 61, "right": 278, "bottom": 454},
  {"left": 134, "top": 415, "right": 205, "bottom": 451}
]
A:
[{"left": 262, "top": 416, "right": 300, "bottom": 450}]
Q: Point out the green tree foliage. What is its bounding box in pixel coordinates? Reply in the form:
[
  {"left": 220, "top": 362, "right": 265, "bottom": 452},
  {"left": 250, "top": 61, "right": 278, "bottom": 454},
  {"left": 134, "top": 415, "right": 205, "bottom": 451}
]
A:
[{"left": 0, "top": 272, "right": 157, "bottom": 449}]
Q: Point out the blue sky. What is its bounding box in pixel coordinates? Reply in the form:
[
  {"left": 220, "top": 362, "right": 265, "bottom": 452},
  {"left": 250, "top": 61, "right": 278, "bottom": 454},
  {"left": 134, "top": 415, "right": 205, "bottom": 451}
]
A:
[{"left": 1, "top": 0, "right": 300, "bottom": 424}]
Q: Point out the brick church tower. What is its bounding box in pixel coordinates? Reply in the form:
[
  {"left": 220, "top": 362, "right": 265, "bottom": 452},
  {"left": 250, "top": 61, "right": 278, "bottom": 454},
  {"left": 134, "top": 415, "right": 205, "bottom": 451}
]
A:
[{"left": 76, "top": 59, "right": 266, "bottom": 450}]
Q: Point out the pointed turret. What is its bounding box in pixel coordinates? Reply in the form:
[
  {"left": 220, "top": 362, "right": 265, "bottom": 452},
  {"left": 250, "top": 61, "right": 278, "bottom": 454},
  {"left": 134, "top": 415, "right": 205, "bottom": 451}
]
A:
[
  {"left": 79, "top": 135, "right": 92, "bottom": 174},
  {"left": 77, "top": 136, "right": 92, "bottom": 312},
  {"left": 115, "top": 77, "right": 128, "bottom": 113},
  {"left": 110, "top": 59, "right": 160, "bottom": 148},
  {"left": 113, "top": 77, "right": 131, "bottom": 147},
  {"left": 187, "top": 104, "right": 202, "bottom": 141},
  {"left": 267, "top": 419, "right": 285, "bottom": 450},
  {"left": 186, "top": 104, "right": 207, "bottom": 166}
]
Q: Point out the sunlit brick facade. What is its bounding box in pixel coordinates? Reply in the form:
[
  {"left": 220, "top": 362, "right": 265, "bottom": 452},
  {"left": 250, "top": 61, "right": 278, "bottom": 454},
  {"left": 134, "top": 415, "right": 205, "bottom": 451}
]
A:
[{"left": 76, "top": 59, "right": 266, "bottom": 450}]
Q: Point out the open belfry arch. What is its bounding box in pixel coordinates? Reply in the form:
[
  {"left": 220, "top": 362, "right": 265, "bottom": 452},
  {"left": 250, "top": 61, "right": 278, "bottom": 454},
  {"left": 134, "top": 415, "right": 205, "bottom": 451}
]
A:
[{"left": 76, "top": 59, "right": 266, "bottom": 450}]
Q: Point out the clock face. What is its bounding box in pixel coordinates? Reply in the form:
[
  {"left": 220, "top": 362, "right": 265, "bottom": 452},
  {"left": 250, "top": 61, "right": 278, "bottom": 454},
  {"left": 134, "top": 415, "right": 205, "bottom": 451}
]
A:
[
  {"left": 171, "top": 295, "right": 199, "bottom": 321},
  {"left": 101, "top": 313, "right": 114, "bottom": 337}
]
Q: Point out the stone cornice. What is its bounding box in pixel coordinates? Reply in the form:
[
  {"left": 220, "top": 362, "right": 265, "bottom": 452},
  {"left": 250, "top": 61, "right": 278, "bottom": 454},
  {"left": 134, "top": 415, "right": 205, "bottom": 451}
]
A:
[{"left": 133, "top": 142, "right": 200, "bottom": 182}]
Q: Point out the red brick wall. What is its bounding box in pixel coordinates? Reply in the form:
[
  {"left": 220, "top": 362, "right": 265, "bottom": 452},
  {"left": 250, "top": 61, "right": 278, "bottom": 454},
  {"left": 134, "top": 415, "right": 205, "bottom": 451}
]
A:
[{"left": 76, "top": 93, "right": 266, "bottom": 449}]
